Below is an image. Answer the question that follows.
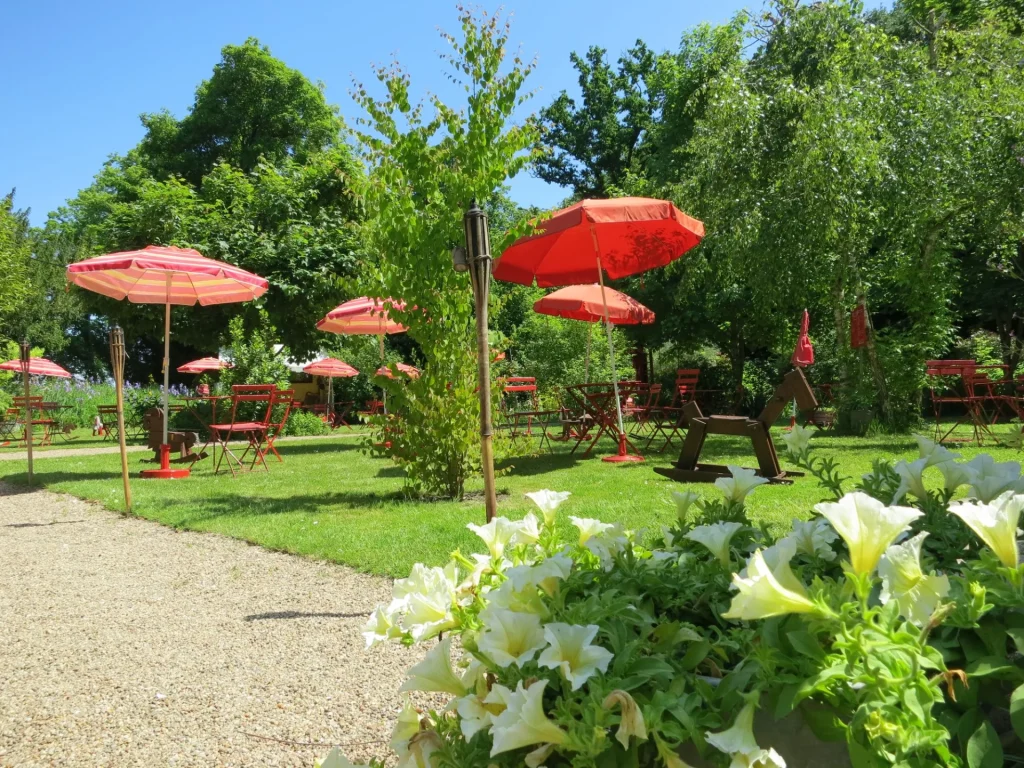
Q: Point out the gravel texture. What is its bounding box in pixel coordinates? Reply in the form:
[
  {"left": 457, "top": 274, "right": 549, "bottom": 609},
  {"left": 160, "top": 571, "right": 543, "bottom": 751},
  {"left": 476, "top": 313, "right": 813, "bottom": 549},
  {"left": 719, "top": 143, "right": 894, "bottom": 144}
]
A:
[{"left": 0, "top": 481, "right": 427, "bottom": 767}]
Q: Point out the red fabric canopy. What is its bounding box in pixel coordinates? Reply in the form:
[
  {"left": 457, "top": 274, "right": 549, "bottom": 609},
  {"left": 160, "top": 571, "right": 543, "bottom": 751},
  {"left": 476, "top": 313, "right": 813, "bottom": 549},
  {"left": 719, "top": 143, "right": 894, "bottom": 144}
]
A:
[
  {"left": 494, "top": 197, "right": 705, "bottom": 287},
  {"left": 375, "top": 363, "right": 420, "bottom": 379},
  {"left": 304, "top": 357, "right": 359, "bottom": 378},
  {"left": 792, "top": 310, "right": 815, "bottom": 367},
  {"left": 317, "top": 297, "right": 407, "bottom": 336},
  {"left": 0, "top": 358, "right": 72, "bottom": 378},
  {"left": 67, "top": 245, "right": 268, "bottom": 306},
  {"left": 177, "top": 357, "right": 234, "bottom": 374},
  {"left": 533, "top": 284, "right": 654, "bottom": 325}
]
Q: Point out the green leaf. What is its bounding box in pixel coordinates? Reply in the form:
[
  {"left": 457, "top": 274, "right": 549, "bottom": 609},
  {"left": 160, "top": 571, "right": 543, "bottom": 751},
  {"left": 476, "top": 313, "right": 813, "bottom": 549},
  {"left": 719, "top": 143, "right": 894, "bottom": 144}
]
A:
[
  {"left": 679, "top": 640, "right": 711, "bottom": 672},
  {"left": 965, "top": 656, "right": 1023, "bottom": 680},
  {"left": 800, "top": 702, "right": 847, "bottom": 742},
  {"left": 1006, "top": 627, "right": 1024, "bottom": 655},
  {"left": 1011, "top": 683, "right": 1024, "bottom": 741},
  {"left": 787, "top": 630, "right": 826, "bottom": 661},
  {"left": 966, "top": 721, "right": 1003, "bottom": 768}
]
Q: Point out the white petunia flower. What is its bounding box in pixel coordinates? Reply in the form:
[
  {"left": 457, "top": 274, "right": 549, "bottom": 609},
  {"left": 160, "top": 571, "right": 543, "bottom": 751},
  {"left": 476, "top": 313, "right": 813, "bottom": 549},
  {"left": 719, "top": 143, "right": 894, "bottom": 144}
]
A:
[
  {"left": 489, "top": 680, "right": 568, "bottom": 757},
  {"left": 965, "top": 455, "right": 1022, "bottom": 503},
  {"left": 362, "top": 601, "right": 402, "bottom": 648},
  {"left": 815, "top": 492, "right": 922, "bottom": 575},
  {"left": 671, "top": 491, "right": 701, "bottom": 524},
  {"left": 570, "top": 516, "right": 615, "bottom": 546},
  {"left": 878, "top": 532, "right": 950, "bottom": 626},
  {"left": 467, "top": 517, "right": 523, "bottom": 560},
  {"left": 914, "top": 434, "right": 961, "bottom": 467},
  {"left": 537, "top": 622, "right": 614, "bottom": 690},
  {"left": 395, "top": 729, "right": 442, "bottom": 768},
  {"left": 477, "top": 608, "right": 547, "bottom": 668},
  {"left": 486, "top": 579, "right": 549, "bottom": 617},
  {"left": 781, "top": 424, "right": 815, "bottom": 461},
  {"left": 398, "top": 636, "right": 467, "bottom": 696},
  {"left": 584, "top": 524, "right": 630, "bottom": 568},
  {"left": 782, "top": 518, "right": 838, "bottom": 561},
  {"left": 316, "top": 747, "right": 369, "bottom": 768},
  {"left": 400, "top": 577, "right": 457, "bottom": 642},
  {"left": 893, "top": 458, "right": 931, "bottom": 502},
  {"left": 715, "top": 466, "right": 769, "bottom": 504},
  {"left": 685, "top": 522, "right": 744, "bottom": 566},
  {"left": 950, "top": 491, "right": 1024, "bottom": 568},
  {"left": 602, "top": 690, "right": 648, "bottom": 749},
  {"left": 937, "top": 461, "right": 975, "bottom": 496},
  {"left": 706, "top": 701, "right": 786, "bottom": 768},
  {"left": 723, "top": 549, "right": 816, "bottom": 621},
  {"left": 525, "top": 490, "right": 571, "bottom": 528},
  {"left": 390, "top": 696, "right": 421, "bottom": 752},
  {"left": 512, "top": 512, "right": 542, "bottom": 547},
  {"left": 456, "top": 693, "right": 498, "bottom": 741},
  {"left": 505, "top": 554, "right": 573, "bottom": 596}
]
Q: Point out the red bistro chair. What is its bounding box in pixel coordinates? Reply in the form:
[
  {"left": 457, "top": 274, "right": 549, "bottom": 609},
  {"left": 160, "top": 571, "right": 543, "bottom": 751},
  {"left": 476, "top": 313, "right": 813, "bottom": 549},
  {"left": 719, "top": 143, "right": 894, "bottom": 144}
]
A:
[
  {"left": 264, "top": 390, "right": 295, "bottom": 462},
  {"left": 925, "top": 360, "right": 977, "bottom": 443},
  {"left": 207, "top": 386, "right": 280, "bottom": 475}
]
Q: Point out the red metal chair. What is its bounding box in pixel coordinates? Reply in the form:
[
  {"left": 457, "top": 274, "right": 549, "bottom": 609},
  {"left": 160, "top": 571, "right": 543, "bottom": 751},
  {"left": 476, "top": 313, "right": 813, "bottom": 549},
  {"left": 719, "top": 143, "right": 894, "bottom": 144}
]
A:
[
  {"left": 644, "top": 370, "right": 700, "bottom": 452},
  {"left": 263, "top": 390, "right": 295, "bottom": 462},
  {"left": 207, "top": 386, "right": 279, "bottom": 475},
  {"left": 925, "top": 360, "right": 977, "bottom": 443}
]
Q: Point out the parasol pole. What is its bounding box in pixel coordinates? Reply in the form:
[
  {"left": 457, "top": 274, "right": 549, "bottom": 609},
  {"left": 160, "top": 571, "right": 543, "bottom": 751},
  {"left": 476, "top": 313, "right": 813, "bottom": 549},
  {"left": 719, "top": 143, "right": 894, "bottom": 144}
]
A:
[
  {"left": 595, "top": 256, "right": 625, "bottom": 438},
  {"left": 109, "top": 326, "right": 132, "bottom": 512},
  {"left": 162, "top": 274, "right": 171, "bottom": 446},
  {"left": 20, "top": 340, "right": 33, "bottom": 482},
  {"left": 379, "top": 332, "right": 387, "bottom": 414},
  {"left": 584, "top": 324, "right": 592, "bottom": 383}
]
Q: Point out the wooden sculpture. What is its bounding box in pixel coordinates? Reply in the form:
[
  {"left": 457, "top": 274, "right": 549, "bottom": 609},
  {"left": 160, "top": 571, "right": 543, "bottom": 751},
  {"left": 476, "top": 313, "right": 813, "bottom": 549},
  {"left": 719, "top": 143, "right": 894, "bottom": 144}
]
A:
[
  {"left": 142, "top": 407, "right": 203, "bottom": 463},
  {"left": 654, "top": 369, "right": 818, "bottom": 485}
]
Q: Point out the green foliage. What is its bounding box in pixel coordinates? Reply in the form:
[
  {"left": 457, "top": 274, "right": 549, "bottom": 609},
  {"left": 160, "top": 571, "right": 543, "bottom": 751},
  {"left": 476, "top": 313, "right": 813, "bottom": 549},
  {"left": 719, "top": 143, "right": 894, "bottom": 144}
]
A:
[
  {"left": 0, "top": 192, "right": 30, "bottom": 326},
  {"left": 351, "top": 7, "right": 538, "bottom": 498},
  {"left": 283, "top": 410, "right": 330, "bottom": 437},
  {"left": 219, "top": 312, "right": 289, "bottom": 390}
]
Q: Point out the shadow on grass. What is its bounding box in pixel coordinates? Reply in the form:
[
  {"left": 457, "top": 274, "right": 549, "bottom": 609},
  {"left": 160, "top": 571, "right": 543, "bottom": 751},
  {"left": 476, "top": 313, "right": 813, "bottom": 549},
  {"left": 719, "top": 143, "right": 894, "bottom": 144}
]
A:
[
  {"left": 2, "top": 470, "right": 126, "bottom": 484},
  {"left": 498, "top": 451, "right": 583, "bottom": 477},
  {"left": 272, "top": 441, "right": 363, "bottom": 457},
  {"left": 243, "top": 610, "right": 369, "bottom": 621},
  {"left": 161, "top": 489, "right": 412, "bottom": 527},
  {"left": 376, "top": 466, "right": 406, "bottom": 478}
]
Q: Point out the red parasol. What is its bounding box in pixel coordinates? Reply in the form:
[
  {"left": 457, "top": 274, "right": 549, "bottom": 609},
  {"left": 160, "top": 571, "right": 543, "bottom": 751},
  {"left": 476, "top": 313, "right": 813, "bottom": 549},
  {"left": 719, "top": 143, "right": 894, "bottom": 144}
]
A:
[
  {"left": 496, "top": 197, "right": 703, "bottom": 463},
  {"left": 177, "top": 357, "right": 234, "bottom": 374},
  {"left": 792, "top": 310, "right": 815, "bottom": 367},
  {"left": 494, "top": 197, "right": 704, "bottom": 288},
  {"left": 67, "top": 245, "right": 268, "bottom": 479},
  {"left": 375, "top": 363, "right": 421, "bottom": 379},
  {"left": 533, "top": 284, "right": 655, "bottom": 325},
  {"left": 0, "top": 358, "right": 72, "bottom": 378}
]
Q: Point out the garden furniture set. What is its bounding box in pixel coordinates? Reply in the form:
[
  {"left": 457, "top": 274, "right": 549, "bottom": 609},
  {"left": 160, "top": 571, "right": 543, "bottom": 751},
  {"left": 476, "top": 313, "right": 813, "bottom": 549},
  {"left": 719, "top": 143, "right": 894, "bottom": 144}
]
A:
[{"left": 925, "top": 359, "right": 1024, "bottom": 444}]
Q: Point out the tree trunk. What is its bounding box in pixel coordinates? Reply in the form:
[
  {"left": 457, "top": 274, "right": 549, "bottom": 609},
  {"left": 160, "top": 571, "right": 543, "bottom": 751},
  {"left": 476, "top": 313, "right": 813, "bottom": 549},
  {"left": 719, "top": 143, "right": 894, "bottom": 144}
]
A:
[
  {"left": 859, "top": 293, "right": 892, "bottom": 423},
  {"left": 730, "top": 324, "right": 746, "bottom": 414}
]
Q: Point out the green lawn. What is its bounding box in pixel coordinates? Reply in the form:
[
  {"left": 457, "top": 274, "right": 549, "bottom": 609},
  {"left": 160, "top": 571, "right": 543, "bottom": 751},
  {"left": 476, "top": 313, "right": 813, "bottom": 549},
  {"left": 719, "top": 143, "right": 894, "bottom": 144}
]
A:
[
  {"left": 1, "top": 427, "right": 1020, "bottom": 577},
  {"left": 0, "top": 427, "right": 129, "bottom": 452}
]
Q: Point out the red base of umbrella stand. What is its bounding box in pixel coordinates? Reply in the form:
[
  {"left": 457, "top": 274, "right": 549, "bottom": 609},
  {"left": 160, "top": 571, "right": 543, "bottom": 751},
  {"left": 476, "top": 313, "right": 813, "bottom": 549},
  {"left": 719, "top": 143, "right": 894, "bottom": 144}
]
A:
[
  {"left": 140, "top": 444, "right": 191, "bottom": 479},
  {"left": 602, "top": 433, "right": 645, "bottom": 464}
]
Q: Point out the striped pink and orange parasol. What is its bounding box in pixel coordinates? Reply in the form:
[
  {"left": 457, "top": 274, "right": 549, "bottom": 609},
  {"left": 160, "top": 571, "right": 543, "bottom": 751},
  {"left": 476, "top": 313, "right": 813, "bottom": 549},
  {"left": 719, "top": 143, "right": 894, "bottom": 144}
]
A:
[
  {"left": 375, "top": 362, "right": 420, "bottom": 379},
  {"left": 316, "top": 297, "right": 407, "bottom": 335},
  {"left": 0, "top": 357, "right": 72, "bottom": 378},
  {"left": 66, "top": 245, "right": 268, "bottom": 306},
  {"left": 177, "top": 357, "right": 234, "bottom": 374},
  {"left": 303, "top": 357, "right": 360, "bottom": 378}
]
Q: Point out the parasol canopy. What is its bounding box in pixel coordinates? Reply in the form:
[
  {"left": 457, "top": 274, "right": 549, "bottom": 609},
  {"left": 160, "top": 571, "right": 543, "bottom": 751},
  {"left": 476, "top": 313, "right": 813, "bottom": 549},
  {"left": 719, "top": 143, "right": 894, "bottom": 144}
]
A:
[
  {"left": 494, "top": 197, "right": 704, "bottom": 287},
  {"left": 375, "top": 363, "right": 421, "bottom": 379},
  {"left": 304, "top": 357, "right": 360, "bottom": 378},
  {"left": 317, "top": 297, "right": 407, "bottom": 336},
  {"left": 177, "top": 357, "right": 234, "bottom": 374},
  {"left": 66, "top": 245, "right": 268, "bottom": 305},
  {"left": 533, "top": 284, "right": 655, "bottom": 325},
  {"left": 0, "top": 358, "right": 72, "bottom": 378}
]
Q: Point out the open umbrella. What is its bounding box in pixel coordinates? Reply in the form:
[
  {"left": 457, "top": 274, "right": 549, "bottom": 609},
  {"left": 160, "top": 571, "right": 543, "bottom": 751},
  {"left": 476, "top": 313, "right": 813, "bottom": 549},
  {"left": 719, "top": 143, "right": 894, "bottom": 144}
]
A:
[
  {"left": 177, "top": 357, "right": 234, "bottom": 374},
  {"left": 67, "top": 245, "right": 268, "bottom": 479},
  {"left": 0, "top": 358, "right": 72, "bottom": 378},
  {"left": 533, "top": 284, "right": 654, "bottom": 383},
  {"left": 317, "top": 297, "right": 408, "bottom": 412},
  {"left": 303, "top": 357, "right": 359, "bottom": 417},
  {"left": 375, "top": 362, "right": 421, "bottom": 379},
  {"left": 496, "top": 198, "right": 703, "bottom": 462}
]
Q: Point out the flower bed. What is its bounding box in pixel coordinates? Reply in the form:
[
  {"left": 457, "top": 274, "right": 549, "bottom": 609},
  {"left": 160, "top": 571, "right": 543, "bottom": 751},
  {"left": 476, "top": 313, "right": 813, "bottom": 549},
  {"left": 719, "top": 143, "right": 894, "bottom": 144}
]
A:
[{"left": 321, "top": 430, "right": 1024, "bottom": 767}]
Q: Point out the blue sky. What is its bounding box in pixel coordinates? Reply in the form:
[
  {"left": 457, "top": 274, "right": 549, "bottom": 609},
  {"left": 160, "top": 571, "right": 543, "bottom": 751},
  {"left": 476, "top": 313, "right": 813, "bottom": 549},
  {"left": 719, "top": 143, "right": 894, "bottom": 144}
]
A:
[{"left": 1, "top": 0, "right": 885, "bottom": 225}]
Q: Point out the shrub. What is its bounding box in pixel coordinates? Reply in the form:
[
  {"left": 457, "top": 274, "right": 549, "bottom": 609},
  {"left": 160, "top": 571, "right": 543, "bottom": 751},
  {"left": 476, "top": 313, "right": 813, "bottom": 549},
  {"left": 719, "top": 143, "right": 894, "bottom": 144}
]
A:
[
  {"left": 284, "top": 410, "right": 329, "bottom": 437},
  {"left": 329, "top": 435, "right": 1024, "bottom": 768}
]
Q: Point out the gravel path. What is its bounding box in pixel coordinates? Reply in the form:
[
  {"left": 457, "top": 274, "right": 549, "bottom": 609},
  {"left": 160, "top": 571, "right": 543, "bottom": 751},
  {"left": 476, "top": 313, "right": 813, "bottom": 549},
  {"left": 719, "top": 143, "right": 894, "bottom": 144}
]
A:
[{"left": 0, "top": 482, "right": 426, "bottom": 767}]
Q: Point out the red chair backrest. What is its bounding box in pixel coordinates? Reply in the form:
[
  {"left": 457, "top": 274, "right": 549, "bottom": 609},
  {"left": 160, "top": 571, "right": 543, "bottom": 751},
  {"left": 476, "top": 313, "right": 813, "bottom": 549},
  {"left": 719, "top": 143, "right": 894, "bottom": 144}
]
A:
[
  {"left": 232, "top": 384, "right": 277, "bottom": 395},
  {"left": 672, "top": 369, "right": 700, "bottom": 405},
  {"left": 267, "top": 390, "right": 295, "bottom": 433}
]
